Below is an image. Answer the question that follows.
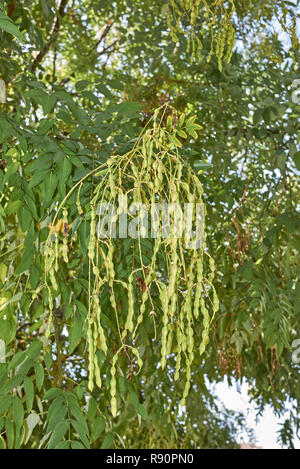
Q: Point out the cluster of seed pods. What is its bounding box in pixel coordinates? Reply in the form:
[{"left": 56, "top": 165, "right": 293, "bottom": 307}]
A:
[
  {"left": 167, "top": 0, "right": 236, "bottom": 69},
  {"left": 44, "top": 104, "right": 219, "bottom": 415}
]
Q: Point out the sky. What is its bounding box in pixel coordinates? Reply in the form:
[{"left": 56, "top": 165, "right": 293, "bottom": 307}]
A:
[{"left": 214, "top": 378, "right": 300, "bottom": 449}]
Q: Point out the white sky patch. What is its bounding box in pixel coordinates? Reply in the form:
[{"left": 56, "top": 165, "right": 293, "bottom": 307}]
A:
[{"left": 213, "top": 377, "right": 300, "bottom": 449}]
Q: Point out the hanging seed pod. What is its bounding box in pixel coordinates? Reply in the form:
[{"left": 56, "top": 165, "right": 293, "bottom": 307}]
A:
[
  {"left": 88, "top": 323, "right": 95, "bottom": 392},
  {"left": 110, "top": 360, "right": 117, "bottom": 417},
  {"left": 76, "top": 183, "right": 83, "bottom": 216},
  {"left": 193, "top": 254, "right": 203, "bottom": 319},
  {"left": 62, "top": 208, "right": 69, "bottom": 263},
  {"left": 166, "top": 326, "right": 174, "bottom": 356},
  {"left": 122, "top": 272, "right": 135, "bottom": 339},
  {"left": 94, "top": 295, "right": 107, "bottom": 354},
  {"left": 131, "top": 347, "right": 143, "bottom": 373},
  {"left": 177, "top": 161, "right": 183, "bottom": 180},
  {"left": 207, "top": 254, "right": 216, "bottom": 284},
  {"left": 134, "top": 285, "right": 150, "bottom": 334},
  {"left": 132, "top": 163, "right": 139, "bottom": 179},
  {"left": 146, "top": 139, "right": 153, "bottom": 167},
  {"left": 45, "top": 287, "right": 54, "bottom": 339},
  {"left": 160, "top": 283, "right": 169, "bottom": 370},
  {"left": 88, "top": 206, "right": 96, "bottom": 261},
  {"left": 92, "top": 321, "right": 102, "bottom": 388},
  {"left": 174, "top": 325, "right": 183, "bottom": 381},
  {"left": 180, "top": 360, "right": 191, "bottom": 407},
  {"left": 108, "top": 161, "right": 117, "bottom": 199},
  {"left": 54, "top": 232, "right": 59, "bottom": 272},
  {"left": 199, "top": 297, "right": 210, "bottom": 356}
]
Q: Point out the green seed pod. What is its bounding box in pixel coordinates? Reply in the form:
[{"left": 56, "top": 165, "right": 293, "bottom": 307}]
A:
[
  {"left": 131, "top": 347, "right": 143, "bottom": 373},
  {"left": 94, "top": 295, "right": 108, "bottom": 355},
  {"left": 132, "top": 164, "right": 139, "bottom": 179},
  {"left": 174, "top": 338, "right": 182, "bottom": 381},
  {"left": 177, "top": 161, "right": 183, "bottom": 180},
  {"left": 160, "top": 283, "right": 169, "bottom": 370},
  {"left": 123, "top": 273, "right": 135, "bottom": 339},
  {"left": 88, "top": 325, "right": 95, "bottom": 392},
  {"left": 94, "top": 361, "right": 102, "bottom": 389},
  {"left": 168, "top": 239, "right": 178, "bottom": 304},
  {"left": 76, "top": 183, "right": 83, "bottom": 216},
  {"left": 50, "top": 269, "right": 58, "bottom": 291},
  {"left": 88, "top": 207, "right": 96, "bottom": 261},
  {"left": 193, "top": 255, "right": 203, "bottom": 318},
  {"left": 208, "top": 254, "right": 216, "bottom": 283},
  {"left": 111, "top": 397, "right": 117, "bottom": 417},
  {"left": 54, "top": 233, "right": 59, "bottom": 272},
  {"left": 199, "top": 297, "right": 210, "bottom": 356},
  {"left": 166, "top": 327, "right": 173, "bottom": 356},
  {"left": 62, "top": 209, "right": 69, "bottom": 263}
]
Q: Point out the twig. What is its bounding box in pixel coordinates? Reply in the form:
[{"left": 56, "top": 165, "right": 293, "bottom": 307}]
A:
[{"left": 30, "top": 0, "right": 69, "bottom": 73}]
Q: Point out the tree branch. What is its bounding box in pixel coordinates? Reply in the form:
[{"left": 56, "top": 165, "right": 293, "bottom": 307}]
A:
[
  {"left": 92, "top": 21, "right": 114, "bottom": 51},
  {"left": 30, "top": 0, "right": 69, "bottom": 73}
]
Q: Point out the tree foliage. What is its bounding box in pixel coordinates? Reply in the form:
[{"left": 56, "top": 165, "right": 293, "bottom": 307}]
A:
[{"left": 0, "top": 0, "right": 299, "bottom": 449}]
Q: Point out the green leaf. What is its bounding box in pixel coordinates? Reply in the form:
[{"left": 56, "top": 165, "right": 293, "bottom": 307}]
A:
[
  {"left": 70, "top": 419, "right": 90, "bottom": 448},
  {"left": 44, "top": 352, "right": 52, "bottom": 372},
  {"left": 101, "top": 431, "right": 114, "bottom": 449},
  {"left": 185, "top": 126, "right": 198, "bottom": 139},
  {"left": 43, "top": 171, "right": 58, "bottom": 203},
  {"left": 37, "top": 119, "right": 55, "bottom": 135},
  {"left": 75, "top": 80, "right": 90, "bottom": 91},
  {"left": 5, "top": 200, "right": 23, "bottom": 215},
  {"left": 87, "top": 397, "right": 97, "bottom": 421},
  {"left": 5, "top": 417, "right": 14, "bottom": 449},
  {"left": 12, "top": 396, "right": 24, "bottom": 434},
  {"left": 69, "top": 402, "right": 89, "bottom": 435},
  {"left": 292, "top": 151, "right": 300, "bottom": 171},
  {"left": 0, "top": 313, "right": 17, "bottom": 344},
  {"left": 95, "top": 84, "right": 113, "bottom": 99},
  {"left": 68, "top": 313, "right": 83, "bottom": 353},
  {"left": 0, "top": 435, "right": 6, "bottom": 449},
  {"left": 18, "top": 206, "right": 33, "bottom": 232},
  {"left": 91, "top": 416, "right": 105, "bottom": 442},
  {"left": 129, "top": 389, "right": 147, "bottom": 420},
  {"left": 58, "top": 156, "right": 72, "bottom": 187},
  {"left": 15, "top": 247, "right": 35, "bottom": 275},
  {"left": 0, "top": 395, "right": 12, "bottom": 415},
  {"left": 55, "top": 440, "right": 70, "bottom": 449},
  {"left": 24, "top": 377, "right": 34, "bottom": 413},
  {"left": 28, "top": 169, "right": 50, "bottom": 189},
  {"left": 110, "top": 102, "right": 141, "bottom": 116},
  {"left": 7, "top": 350, "right": 26, "bottom": 371},
  {"left": 47, "top": 401, "right": 68, "bottom": 432},
  {"left": 26, "top": 341, "right": 42, "bottom": 360},
  {"left": 0, "top": 13, "right": 24, "bottom": 41},
  {"left": 71, "top": 441, "right": 86, "bottom": 449},
  {"left": 43, "top": 387, "right": 63, "bottom": 401},
  {"left": 34, "top": 363, "right": 44, "bottom": 392},
  {"left": 47, "top": 420, "right": 69, "bottom": 449},
  {"left": 168, "top": 134, "right": 182, "bottom": 148},
  {"left": 0, "top": 373, "right": 24, "bottom": 394}
]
